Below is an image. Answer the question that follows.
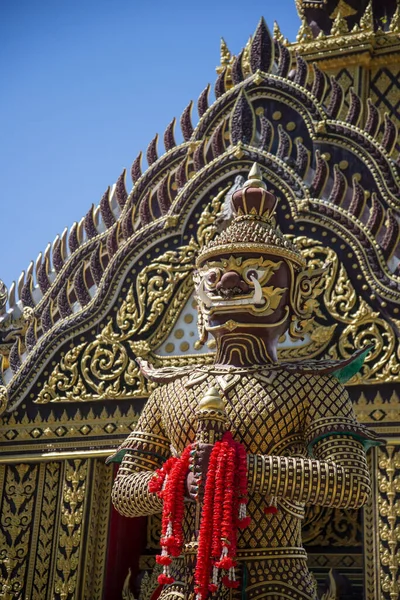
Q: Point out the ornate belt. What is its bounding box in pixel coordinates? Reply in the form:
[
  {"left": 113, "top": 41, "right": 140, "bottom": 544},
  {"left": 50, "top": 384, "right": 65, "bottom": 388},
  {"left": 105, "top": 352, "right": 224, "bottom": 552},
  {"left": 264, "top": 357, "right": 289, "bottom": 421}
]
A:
[{"left": 236, "top": 547, "right": 308, "bottom": 561}]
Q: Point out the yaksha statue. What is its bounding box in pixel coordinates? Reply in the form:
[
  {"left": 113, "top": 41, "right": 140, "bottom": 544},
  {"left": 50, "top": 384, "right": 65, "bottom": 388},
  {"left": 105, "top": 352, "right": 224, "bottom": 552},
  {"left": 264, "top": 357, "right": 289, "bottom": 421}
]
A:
[{"left": 110, "top": 164, "right": 380, "bottom": 600}]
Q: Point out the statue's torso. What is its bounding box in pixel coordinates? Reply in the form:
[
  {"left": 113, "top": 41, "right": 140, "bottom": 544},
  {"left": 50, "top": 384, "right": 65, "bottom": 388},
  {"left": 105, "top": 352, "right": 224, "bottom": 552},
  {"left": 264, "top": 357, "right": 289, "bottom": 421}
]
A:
[
  {"left": 160, "top": 368, "right": 314, "bottom": 546},
  {"left": 160, "top": 367, "right": 312, "bottom": 456},
  {"left": 158, "top": 367, "right": 318, "bottom": 599}
]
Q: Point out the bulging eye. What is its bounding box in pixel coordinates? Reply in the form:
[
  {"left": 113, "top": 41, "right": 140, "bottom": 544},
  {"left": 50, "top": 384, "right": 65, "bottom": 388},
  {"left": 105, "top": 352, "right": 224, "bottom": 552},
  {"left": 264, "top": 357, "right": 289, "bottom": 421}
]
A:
[
  {"left": 205, "top": 269, "right": 221, "bottom": 288},
  {"left": 244, "top": 268, "right": 265, "bottom": 283}
]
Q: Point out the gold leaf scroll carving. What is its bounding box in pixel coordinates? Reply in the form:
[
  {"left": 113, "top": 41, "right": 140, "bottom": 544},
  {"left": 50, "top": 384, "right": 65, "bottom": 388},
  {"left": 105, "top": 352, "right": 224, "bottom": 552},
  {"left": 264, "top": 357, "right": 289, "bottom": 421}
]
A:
[
  {"left": 53, "top": 459, "right": 87, "bottom": 600},
  {"left": 32, "top": 462, "right": 61, "bottom": 600},
  {"left": 36, "top": 243, "right": 198, "bottom": 403},
  {"left": 37, "top": 202, "right": 400, "bottom": 404},
  {"left": 35, "top": 189, "right": 227, "bottom": 405},
  {"left": 0, "top": 464, "right": 38, "bottom": 599},
  {"left": 302, "top": 505, "right": 361, "bottom": 547},
  {"left": 377, "top": 445, "right": 400, "bottom": 600},
  {"left": 294, "top": 237, "right": 400, "bottom": 385}
]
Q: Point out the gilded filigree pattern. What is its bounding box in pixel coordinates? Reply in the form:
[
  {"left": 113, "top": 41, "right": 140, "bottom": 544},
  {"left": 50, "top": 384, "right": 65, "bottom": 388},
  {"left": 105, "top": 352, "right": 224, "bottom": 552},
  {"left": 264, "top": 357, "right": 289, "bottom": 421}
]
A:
[
  {"left": 82, "top": 461, "right": 113, "bottom": 600},
  {"left": 0, "top": 464, "right": 38, "bottom": 599},
  {"left": 377, "top": 445, "right": 400, "bottom": 600},
  {"left": 53, "top": 460, "right": 88, "bottom": 600},
  {"left": 354, "top": 391, "right": 400, "bottom": 424},
  {"left": 302, "top": 505, "right": 361, "bottom": 547},
  {"left": 34, "top": 223, "right": 400, "bottom": 407},
  {"left": 0, "top": 405, "right": 140, "bottom": 455},
  {"left": 36, "top": 242, "right": 198, "bottom": 404},
  {"left": 32, "top": 462, "right": 61, "bottom": 600},
  {"left": 295, "top": 237, "right": 400, "bottom": 385}
]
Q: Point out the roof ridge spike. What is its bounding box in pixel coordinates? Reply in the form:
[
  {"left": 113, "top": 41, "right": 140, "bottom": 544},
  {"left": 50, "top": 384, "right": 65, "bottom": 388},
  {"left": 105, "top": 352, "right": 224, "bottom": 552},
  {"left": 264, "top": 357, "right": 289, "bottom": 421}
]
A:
[
  {"left": 382, "top": 114, "right": 398, "bottom": 156},
  {"left": 293, "top": 52, "right": 308, "bottom": 87},
  {"left": 35, "top": 252, "right": 42, "bottom": 282},
  {"left": 100, "top": 186, "right": 116, "bottom": 228},
  {"left": 216, "top": 37, "right": 231, "bottom": 74},
  {"left": 131, "top": 152, "right": 142, "bottom": 184},
  {"left": 273, "top": 21, "right": 284, "bottom": 43},
  {"left": 276, "top": 40, "right": 291, "bottom": 78},
  {"left": 180, "top": 101, "right": 194, "bottom": 142},
  {"left": 311, "top": 62, "right": 327, "bottom": 102},
  {"left": 43, "top": 242, "right": 51, "bottom": 272},
  {"left": 164, "top": 118, "right": 176, "bottom": 152},
  {"left": 365, "top": 98, "right": 380, "bottom": 137},
  {"left": 8, "top": 282, "right": 16, "bottom": 309},
  {"left": 331, "top": 11, "right": 349, "bottom": 36},
  {"left": 326, "top": 76, "right": 344, "bottom": 119},
  {"left": 345, "top": 88, "right": 362, "bottom": 126},
  {"left": 250, "top": 17, "right": 275, "bottom": 75},
  {"left": 360, "top": 0, "right": 374, "bottom": 31},
  {"left": 197, "top": 84, "right": 210, "bottom": 118},
  {"left": 17, "top": 271, "right": 25, "bottom": 301},
  {"left": 230, "top": 89, "right": 255, "bottom": 146},
  {"left": 146, "top": 134, "right": 159, "bottom": 166},
  {"left": 231, "top": 49, "right": 245, "bottom": 85},
  {"left": 115, "top": 169, "right": 128, "bottom": 209}
]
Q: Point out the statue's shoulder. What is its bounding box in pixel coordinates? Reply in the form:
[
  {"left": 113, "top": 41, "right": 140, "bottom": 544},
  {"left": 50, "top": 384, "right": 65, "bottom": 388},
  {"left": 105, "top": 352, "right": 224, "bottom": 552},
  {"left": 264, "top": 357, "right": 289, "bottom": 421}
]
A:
[
  {"left": 138, "top": 359, "right": 202, "bottom": 384},
  {"left": 272, "top": 345, "right": 372, "bottom": 384},
  {"left": 138, "top": 345, "right": 371, "bottom": 386}
]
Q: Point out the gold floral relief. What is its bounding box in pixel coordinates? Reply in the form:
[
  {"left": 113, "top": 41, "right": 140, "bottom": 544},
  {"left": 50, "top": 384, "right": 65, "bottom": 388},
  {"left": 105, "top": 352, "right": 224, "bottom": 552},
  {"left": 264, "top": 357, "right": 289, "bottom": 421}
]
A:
[
  {"left": 35, "top": 198, "right": 400, "bottom": 404},
  {"left": 294, "top": 237, "right": 400, "bottom": 385},
  {"left": 0, "top": 464, "right": 38, "bottom": 599},
  {"left": 53, "top": 459, "right": 88, "bottom": 600},
  {"left": 377, "top": 446, "right": 400, "bottom": 600},
  {"left": 302, "top": 505, "right": 361, "bottom": 547}
]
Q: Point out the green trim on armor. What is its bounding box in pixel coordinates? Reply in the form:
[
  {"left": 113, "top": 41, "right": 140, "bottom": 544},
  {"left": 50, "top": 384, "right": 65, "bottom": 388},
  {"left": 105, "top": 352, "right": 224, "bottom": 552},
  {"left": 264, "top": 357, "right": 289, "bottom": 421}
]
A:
[
  {"left": 331, "top": 346, "right": 372, "bottom": 383},
  {"left": 308, "top": 430, "right": 383, "bottom": 457},
  {"left": 106, "top": 447, "right": 168, "bottom": 464}
]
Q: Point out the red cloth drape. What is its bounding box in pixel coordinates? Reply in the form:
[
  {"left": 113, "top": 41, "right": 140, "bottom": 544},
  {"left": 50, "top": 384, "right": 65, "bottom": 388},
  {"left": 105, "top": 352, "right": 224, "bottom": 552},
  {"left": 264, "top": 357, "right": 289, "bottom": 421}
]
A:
[{"left": 103, "top": 465, "right": 148, "bottom": 599}]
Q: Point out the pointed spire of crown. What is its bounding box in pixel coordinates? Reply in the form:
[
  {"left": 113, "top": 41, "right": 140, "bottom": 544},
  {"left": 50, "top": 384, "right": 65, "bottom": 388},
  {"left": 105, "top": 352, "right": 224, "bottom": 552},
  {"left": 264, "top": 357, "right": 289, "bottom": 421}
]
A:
[{"left": 231, "top": 163, "right": 278, "bottom": 220}]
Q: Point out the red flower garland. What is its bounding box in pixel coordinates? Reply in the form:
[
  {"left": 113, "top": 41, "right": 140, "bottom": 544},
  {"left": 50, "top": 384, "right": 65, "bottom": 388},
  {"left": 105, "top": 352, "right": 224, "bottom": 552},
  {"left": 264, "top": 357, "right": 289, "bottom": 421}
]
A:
[
  {"left": 194, "top": 441, "right": 220, "bottom": 600},
  {"left": 149, "top": 446, "right": 192, "bottom": 584},
  {"left": 194, "top": 432, "right": 250, "bottom": 599},
  {"left": 149, "top": 432, "right": 251, "bottom": 598}
]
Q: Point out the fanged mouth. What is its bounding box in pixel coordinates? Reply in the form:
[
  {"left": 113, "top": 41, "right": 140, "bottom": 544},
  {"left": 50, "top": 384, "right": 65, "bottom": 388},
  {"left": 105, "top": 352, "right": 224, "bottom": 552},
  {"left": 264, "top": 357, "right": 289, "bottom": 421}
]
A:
[{"left": 196, "top": 277, "right": 264, "bottom": 308}]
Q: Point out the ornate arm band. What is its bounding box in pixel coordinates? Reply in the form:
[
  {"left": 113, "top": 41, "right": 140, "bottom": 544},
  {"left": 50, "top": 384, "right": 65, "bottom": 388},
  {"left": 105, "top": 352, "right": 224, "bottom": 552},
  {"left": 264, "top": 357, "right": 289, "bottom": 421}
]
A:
[{"left": 247, "top": 436, "right": 371, "bottom": 510}]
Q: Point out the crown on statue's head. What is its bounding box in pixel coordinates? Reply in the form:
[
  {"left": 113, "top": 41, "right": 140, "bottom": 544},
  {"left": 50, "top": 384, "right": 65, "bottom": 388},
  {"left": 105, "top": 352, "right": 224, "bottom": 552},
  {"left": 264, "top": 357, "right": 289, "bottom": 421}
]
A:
[
  {"left": 196, "top": 163, "right": 306, "bottom": 269},
  {"left": 231, "top": 163, "right": 278, "bottom": 221}
]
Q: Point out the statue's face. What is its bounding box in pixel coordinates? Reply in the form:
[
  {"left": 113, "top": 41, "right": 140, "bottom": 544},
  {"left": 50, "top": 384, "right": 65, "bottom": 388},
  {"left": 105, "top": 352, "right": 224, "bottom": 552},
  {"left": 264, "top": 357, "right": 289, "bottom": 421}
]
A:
[{"left": 195, "top": 253, "right": 292, "bottom": 334}]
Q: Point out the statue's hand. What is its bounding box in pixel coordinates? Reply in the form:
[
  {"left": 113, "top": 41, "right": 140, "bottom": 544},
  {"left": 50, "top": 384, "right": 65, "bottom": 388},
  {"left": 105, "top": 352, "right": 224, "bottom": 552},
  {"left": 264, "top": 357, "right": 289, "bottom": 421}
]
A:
[{"left": 185, "top": 443, "right": 213, "bottom": 502}]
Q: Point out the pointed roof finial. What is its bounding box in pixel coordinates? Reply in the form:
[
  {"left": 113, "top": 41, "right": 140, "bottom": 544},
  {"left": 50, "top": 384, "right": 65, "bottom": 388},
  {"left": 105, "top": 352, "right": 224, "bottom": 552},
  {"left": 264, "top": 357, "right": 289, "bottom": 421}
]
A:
[
  {"left": 390, "top": 1, "right": 400, "bottom": 32},
  {"left": 360, "top": 0, "right": 374, "bottom": 31},
  {"left": 273, "top": 21, "right": 284, "bottom": 43},
  {"left": 216, "top": 37, "right": 232, "bottom": 74},
  {"left": 243, "top": 163, "right": 268, "bottom": 190},
  {"left": 331, "top": 11, "right": 349, "bottom": 35}
]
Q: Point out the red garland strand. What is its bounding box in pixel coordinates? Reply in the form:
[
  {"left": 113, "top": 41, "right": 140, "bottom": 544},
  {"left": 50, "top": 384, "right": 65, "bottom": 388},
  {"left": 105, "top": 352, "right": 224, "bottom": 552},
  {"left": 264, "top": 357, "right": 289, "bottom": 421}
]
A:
[
  {"left": 194, "top": 441, "right": 221, "bottom": 600},
  {"left": 149, "top": 432, "right": 251, "bottom": 598},
  {"left": 150, "top": 446, "right": 192, "bottom": 584},
  {"left": 211, "top": 442, "right": 227, "bottom": 560}
]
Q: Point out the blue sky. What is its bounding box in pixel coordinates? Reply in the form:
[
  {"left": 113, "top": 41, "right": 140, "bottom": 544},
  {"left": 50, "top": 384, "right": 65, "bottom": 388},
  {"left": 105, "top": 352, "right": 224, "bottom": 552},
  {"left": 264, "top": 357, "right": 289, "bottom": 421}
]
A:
[{"left": 0, "top": 0, "right": 300, "bottom": 291}]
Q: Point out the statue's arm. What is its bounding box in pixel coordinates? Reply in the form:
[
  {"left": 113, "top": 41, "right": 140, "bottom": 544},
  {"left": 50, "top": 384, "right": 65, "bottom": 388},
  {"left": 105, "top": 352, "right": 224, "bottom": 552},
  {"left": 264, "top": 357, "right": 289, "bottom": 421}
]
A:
[
  {"left": 111, "top": 388, "right": 170, "bottom": 518},
  {"left": 247, "top": 376, "right": 379, "bottom": 509},
  {"left": 247, "top": 434, "right": 371, "bottom": 509}
]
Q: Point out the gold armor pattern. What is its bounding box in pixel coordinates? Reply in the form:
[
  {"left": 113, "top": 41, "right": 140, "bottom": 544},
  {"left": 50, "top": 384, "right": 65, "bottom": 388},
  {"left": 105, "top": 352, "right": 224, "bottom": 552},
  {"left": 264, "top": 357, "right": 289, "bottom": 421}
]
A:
[{"left": 111, "top": 367, "right": 375, "bottom": 599}]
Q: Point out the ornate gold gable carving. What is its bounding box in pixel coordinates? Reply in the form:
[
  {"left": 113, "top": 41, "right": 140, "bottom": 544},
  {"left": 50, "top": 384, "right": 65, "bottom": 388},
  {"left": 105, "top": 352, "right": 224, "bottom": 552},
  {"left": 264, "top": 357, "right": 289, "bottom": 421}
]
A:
[{"left": 33, "top": 192, "right": 400, "bottom": 405}]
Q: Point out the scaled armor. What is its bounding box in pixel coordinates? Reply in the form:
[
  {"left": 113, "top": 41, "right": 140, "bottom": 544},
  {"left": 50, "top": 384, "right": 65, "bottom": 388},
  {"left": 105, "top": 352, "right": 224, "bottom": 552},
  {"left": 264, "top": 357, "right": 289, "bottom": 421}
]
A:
[{"left": 110, "top": 165, "right": 379, "bottom": 600}]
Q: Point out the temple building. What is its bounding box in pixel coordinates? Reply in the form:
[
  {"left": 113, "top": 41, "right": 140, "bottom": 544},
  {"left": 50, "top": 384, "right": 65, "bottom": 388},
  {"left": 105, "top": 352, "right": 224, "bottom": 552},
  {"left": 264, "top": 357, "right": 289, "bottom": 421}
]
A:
[{"left": 0, "top": 1, "right": 399, "bottom": 598}]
